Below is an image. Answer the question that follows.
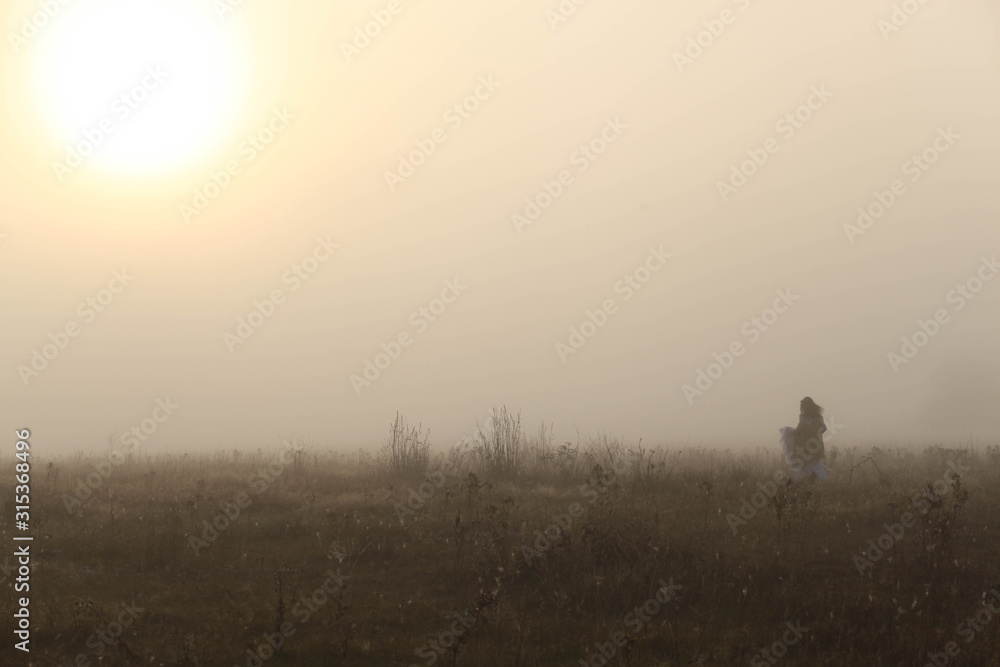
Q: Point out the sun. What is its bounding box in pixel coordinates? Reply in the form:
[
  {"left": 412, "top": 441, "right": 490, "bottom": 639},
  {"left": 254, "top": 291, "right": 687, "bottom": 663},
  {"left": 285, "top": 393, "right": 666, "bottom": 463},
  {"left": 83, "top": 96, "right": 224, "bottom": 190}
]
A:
[{"left": 31, "top": 0, "right": 251, "bottom": 180}]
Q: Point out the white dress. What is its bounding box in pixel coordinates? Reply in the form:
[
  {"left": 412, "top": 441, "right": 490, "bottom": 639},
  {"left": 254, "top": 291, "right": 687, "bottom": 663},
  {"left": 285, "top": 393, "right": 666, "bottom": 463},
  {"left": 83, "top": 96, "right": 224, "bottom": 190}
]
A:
[{"left": 779, "top": 426, "right": 828, "bottom": 480}]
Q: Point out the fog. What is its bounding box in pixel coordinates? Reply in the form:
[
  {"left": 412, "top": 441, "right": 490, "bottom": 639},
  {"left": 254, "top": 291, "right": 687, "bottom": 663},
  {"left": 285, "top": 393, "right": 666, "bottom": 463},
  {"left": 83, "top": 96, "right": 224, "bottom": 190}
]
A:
[{"left": 1, "top": 0, "right": 998, "bottom": 454}]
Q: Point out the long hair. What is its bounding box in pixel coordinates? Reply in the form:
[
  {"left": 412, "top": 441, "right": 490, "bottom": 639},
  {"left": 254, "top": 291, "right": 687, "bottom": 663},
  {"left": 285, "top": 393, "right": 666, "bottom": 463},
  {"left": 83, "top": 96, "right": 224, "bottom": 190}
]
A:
[{"left": 800, "top": 396, "right": 823, "bottom": 418}]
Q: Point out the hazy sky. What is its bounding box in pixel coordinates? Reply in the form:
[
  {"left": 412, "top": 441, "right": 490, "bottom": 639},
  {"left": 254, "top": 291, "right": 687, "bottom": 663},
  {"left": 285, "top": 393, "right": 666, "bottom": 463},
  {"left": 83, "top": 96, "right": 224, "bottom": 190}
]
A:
[{"left": 2, "top": 0, "right": 998, "bottom": 454}]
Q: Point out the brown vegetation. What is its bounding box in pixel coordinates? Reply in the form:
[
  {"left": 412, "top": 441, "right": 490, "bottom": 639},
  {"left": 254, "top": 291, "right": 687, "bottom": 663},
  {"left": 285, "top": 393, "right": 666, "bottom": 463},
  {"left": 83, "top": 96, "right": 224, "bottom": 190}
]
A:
[{"left": 3, "top": 418, "right": 999, "bottom": 666}]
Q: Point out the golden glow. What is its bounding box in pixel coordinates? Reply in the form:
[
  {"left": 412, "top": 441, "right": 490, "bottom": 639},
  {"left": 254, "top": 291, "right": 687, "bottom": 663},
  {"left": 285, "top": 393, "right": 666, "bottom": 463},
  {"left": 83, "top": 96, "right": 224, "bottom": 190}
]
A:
[
  {"left": 1, "top": 0, "right": 998, "bottom": 451},
  {"left": 31, "top": 0, "right": 250, "bottom": 179}
]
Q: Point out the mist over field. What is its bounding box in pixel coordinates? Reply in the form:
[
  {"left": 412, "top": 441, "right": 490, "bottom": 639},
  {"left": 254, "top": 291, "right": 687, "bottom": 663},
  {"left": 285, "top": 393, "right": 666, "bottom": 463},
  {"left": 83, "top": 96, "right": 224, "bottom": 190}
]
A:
[
  {"left": 2, "top": 3, "right": 1000, "bottom": 665},
  {"left": 0, "top": 0, "right": 997, "bottom": 454}
]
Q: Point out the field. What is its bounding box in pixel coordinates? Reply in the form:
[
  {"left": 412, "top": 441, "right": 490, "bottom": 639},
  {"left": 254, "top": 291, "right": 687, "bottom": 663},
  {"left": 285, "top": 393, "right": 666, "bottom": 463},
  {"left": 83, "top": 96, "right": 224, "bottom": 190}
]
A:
[{"left": 4, "top": 418, "right": 1000, "bottom": 666}]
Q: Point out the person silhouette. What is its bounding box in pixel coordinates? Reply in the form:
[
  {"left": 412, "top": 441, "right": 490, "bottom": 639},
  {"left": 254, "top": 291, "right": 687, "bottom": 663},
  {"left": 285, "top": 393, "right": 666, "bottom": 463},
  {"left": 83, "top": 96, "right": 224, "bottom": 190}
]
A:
[{"left": 779, "top": 396, "right": 828, "bottom": 480}]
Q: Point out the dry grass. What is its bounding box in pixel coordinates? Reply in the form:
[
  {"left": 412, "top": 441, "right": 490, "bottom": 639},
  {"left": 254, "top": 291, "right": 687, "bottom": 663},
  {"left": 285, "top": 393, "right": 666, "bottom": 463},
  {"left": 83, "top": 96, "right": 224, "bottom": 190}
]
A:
[{"left": 3, "top": 437, "right": 999, "bottom": 666}]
